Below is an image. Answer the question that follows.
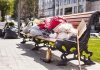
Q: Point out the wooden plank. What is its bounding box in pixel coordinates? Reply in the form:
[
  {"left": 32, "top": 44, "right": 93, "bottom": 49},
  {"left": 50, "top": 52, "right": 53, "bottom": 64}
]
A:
[
  {"left": 21, "top": 31, "right": 57, "bottom": 42},
  {"left": 63, "top": 11, "right": 94, "bottom": 18},
  {"left": 65, "top": 18, "right": 89, "bottom": 22},
  {"left": 77, "top": 19, "right": 87, "bottom": 39},
  {"left": 64, "top": 14, "right": 91, "bottom": 19},
  {"left": 36, "top": 36, "right": 57, "bottom": 43}
]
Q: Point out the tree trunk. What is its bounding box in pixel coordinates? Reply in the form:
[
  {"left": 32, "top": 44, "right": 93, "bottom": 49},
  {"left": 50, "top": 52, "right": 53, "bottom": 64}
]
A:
[{"left": 1, "top": 10, "right": 5, "bottom": 22}]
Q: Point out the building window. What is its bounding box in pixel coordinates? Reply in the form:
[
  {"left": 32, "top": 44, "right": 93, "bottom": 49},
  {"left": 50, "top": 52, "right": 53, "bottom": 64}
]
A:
[
  {"left": 79, "top": 0, "right": 81, "bottom": 2},
  {"left": 49, "top": 9, "right": 53, "bottom": 16},
  {"left": 58, "top": 0, "right": 64, "bottom": 6},
  {"left": 68, "top": 0, "right": 70, "bottom": 4},
  {"left": 73, "top": 0, "right": 77, "bottom": 3},
  {"left": 60, "top": 0, "right": 64, "bottom": 5},
  {"left": 69, "top": 0, "right": 77, "bottom": 4},
  {"left": 56, "top": 0, "right": 59, "bottom": 6},
  {"left": 64, "top": 7, "right": 72, "bottom": 15},
  {"left": 60, "top": 8, "right": 63, "bottom": 15},
  {"left": 65, "top": 0, "right": 70, "bottom": 4},
  {"left": 56, "top": 9, "right": 59, "bottom": 15},
  {"left": 78, "top": 5, "right": 84, "bottom": 13},
  {"left": 64, "top": 0, "right": 67, "bottom": 5},
  {"left": 79, "top": 0, "right": 85, "bottom": 2},
  {"left": 64, "top": 0, "right": 66, "bottom": 3},
  {"left": 74, "top": 6, "right": 77, "bottom": 13}
]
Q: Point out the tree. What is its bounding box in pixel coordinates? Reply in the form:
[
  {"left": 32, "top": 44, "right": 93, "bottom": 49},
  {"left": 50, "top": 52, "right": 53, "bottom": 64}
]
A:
[
  {"left": 0, "top": 0, "right": 10, "bottom": 21},
  {"left": 26, "top": 0, "right": 38, "bottom": 18},
  {"left": 13, "top": 0, "right": 38, "bottom": 20},
  {"left": 11, "top": 0, "right": 18, "bottom": 19},
  {"left": 21, "top": 0, "right": 38, "bottom": 19},
  {"left": 8, "top": 0, "right": 14, "bottom": 15}
]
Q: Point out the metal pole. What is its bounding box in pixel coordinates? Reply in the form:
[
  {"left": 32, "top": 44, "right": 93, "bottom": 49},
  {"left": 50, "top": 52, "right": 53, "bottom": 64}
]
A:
[
  {"left": 54, "top": 0, "right": 56, "bottom": 16},
  {"left": 77, "top": 0, "right": 79, "bottom": 13},
  {"left": 58, "top": 0, "right": 60, "bottom": 15},
  {"left": 18, "top": 0, "right": 21, "bottom": 37},
  {"left": 42, "top": 1, "right": 44, "bottom": 17}
]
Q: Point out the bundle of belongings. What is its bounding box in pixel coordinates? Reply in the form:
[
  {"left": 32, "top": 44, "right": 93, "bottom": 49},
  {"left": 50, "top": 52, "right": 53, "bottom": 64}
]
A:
[
  {"left": 22, "top": 16, "right": 77, "bottom": 40},
  {"left": 51, "top": 22, "right": 77, "bottom": 40},
  {"left": 2, "top": 22, "right": 18, "bottom": 39}
]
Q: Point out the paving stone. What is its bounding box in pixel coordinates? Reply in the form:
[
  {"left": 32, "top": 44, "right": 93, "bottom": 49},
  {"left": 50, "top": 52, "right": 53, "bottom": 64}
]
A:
[{"left": 0, "top": 38, "right": 100, "bottom": 70}]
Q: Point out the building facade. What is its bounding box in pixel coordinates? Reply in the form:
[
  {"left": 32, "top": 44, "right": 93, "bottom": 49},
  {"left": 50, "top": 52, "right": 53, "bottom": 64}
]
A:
[
  {"left": 86, "top": 0, "right": 100, "bottom": 12},
  {"left": 38, "top": 0, "right": 55, "bottom": 18},
  {"left": 55, "top": 0, "right": 86, "bottom": 15},
  {"left": 38, "top": 0, "right": 100, "bottom": 17}
]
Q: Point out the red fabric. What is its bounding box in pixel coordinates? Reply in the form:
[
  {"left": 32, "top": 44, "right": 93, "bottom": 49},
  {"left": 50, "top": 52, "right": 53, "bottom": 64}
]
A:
[
  {"left": 38, "top": 22, "right": 45, "bottom": 30},
  {"left": 45, "top": 16, "right": 66, "bottom": 30},
  {"left": 37, "top": 16, "right": 66, "bottom": 30},
  {"left": 44, "top": 18, "right": 51, "bottom": 29}
]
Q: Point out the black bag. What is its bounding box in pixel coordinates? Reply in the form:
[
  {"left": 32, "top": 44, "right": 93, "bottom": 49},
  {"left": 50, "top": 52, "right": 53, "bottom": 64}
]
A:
[
  {"left": 4, "top": 28, "right": 18, "bottom": 39},
  {"left": 0, "top": 29, "right": 2, "bottom": 37}
]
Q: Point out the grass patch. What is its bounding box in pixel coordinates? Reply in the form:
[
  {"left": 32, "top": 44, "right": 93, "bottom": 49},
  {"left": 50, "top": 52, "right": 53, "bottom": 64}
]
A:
[
  {"left": 61, "top": 38, "right": 100, "bottom": 63},
  {"left": 49, "top": 38, "right": 100, "bottom": 63},
  {"left": 88, "top": 38, "right": 100, "bottom": 63}
]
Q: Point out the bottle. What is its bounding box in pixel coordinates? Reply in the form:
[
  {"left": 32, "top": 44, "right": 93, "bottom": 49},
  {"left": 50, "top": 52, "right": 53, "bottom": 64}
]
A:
[{"left": 46, "top": 48, "right": 52, "bottom": 62}]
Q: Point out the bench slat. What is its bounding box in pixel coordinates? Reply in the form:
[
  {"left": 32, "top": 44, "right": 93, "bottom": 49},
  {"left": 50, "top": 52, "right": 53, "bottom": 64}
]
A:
[{"left": 36, "top": 36, "right": 57, "bottom": 43}]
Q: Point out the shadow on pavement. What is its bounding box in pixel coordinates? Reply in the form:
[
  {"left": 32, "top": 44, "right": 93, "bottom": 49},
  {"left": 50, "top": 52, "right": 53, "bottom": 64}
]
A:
[{"left": 16, "top": 43, "right": 88, "bottom": 70}]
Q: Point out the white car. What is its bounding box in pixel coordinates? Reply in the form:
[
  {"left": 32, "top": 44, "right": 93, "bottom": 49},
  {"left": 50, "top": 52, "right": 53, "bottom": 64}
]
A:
[{"left": 90, "top": 33, "right": 100, "bottom": 38}]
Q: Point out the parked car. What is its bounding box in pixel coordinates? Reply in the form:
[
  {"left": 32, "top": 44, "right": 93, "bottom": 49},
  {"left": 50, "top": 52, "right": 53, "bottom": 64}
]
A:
[{"left": 90, "top": 33, "right": 100, "bottom": 38}]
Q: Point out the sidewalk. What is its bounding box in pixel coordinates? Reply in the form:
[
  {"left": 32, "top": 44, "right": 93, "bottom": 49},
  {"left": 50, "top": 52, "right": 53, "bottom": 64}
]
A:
[{"left": 0, "top": 38, "right": 100, "bottom": 70}]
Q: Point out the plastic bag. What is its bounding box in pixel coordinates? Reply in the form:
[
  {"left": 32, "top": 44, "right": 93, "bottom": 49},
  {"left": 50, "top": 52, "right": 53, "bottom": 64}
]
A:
[
  {"left": 30, "top": 25, "right": 43, "bottom": 37},
  {"left": 4, "top": 28, "right": 18, "bottom": 39}
]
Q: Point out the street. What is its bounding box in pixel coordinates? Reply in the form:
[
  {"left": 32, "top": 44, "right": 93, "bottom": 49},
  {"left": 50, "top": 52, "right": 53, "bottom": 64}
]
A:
[{"left": 0, "top": 38, "right": 100, "bottom": 70}]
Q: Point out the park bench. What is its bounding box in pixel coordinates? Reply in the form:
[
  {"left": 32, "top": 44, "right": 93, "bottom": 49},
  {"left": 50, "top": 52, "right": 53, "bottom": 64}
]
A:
[{"left": 20, "top": 11, "right": 100, "bottom": 66}]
